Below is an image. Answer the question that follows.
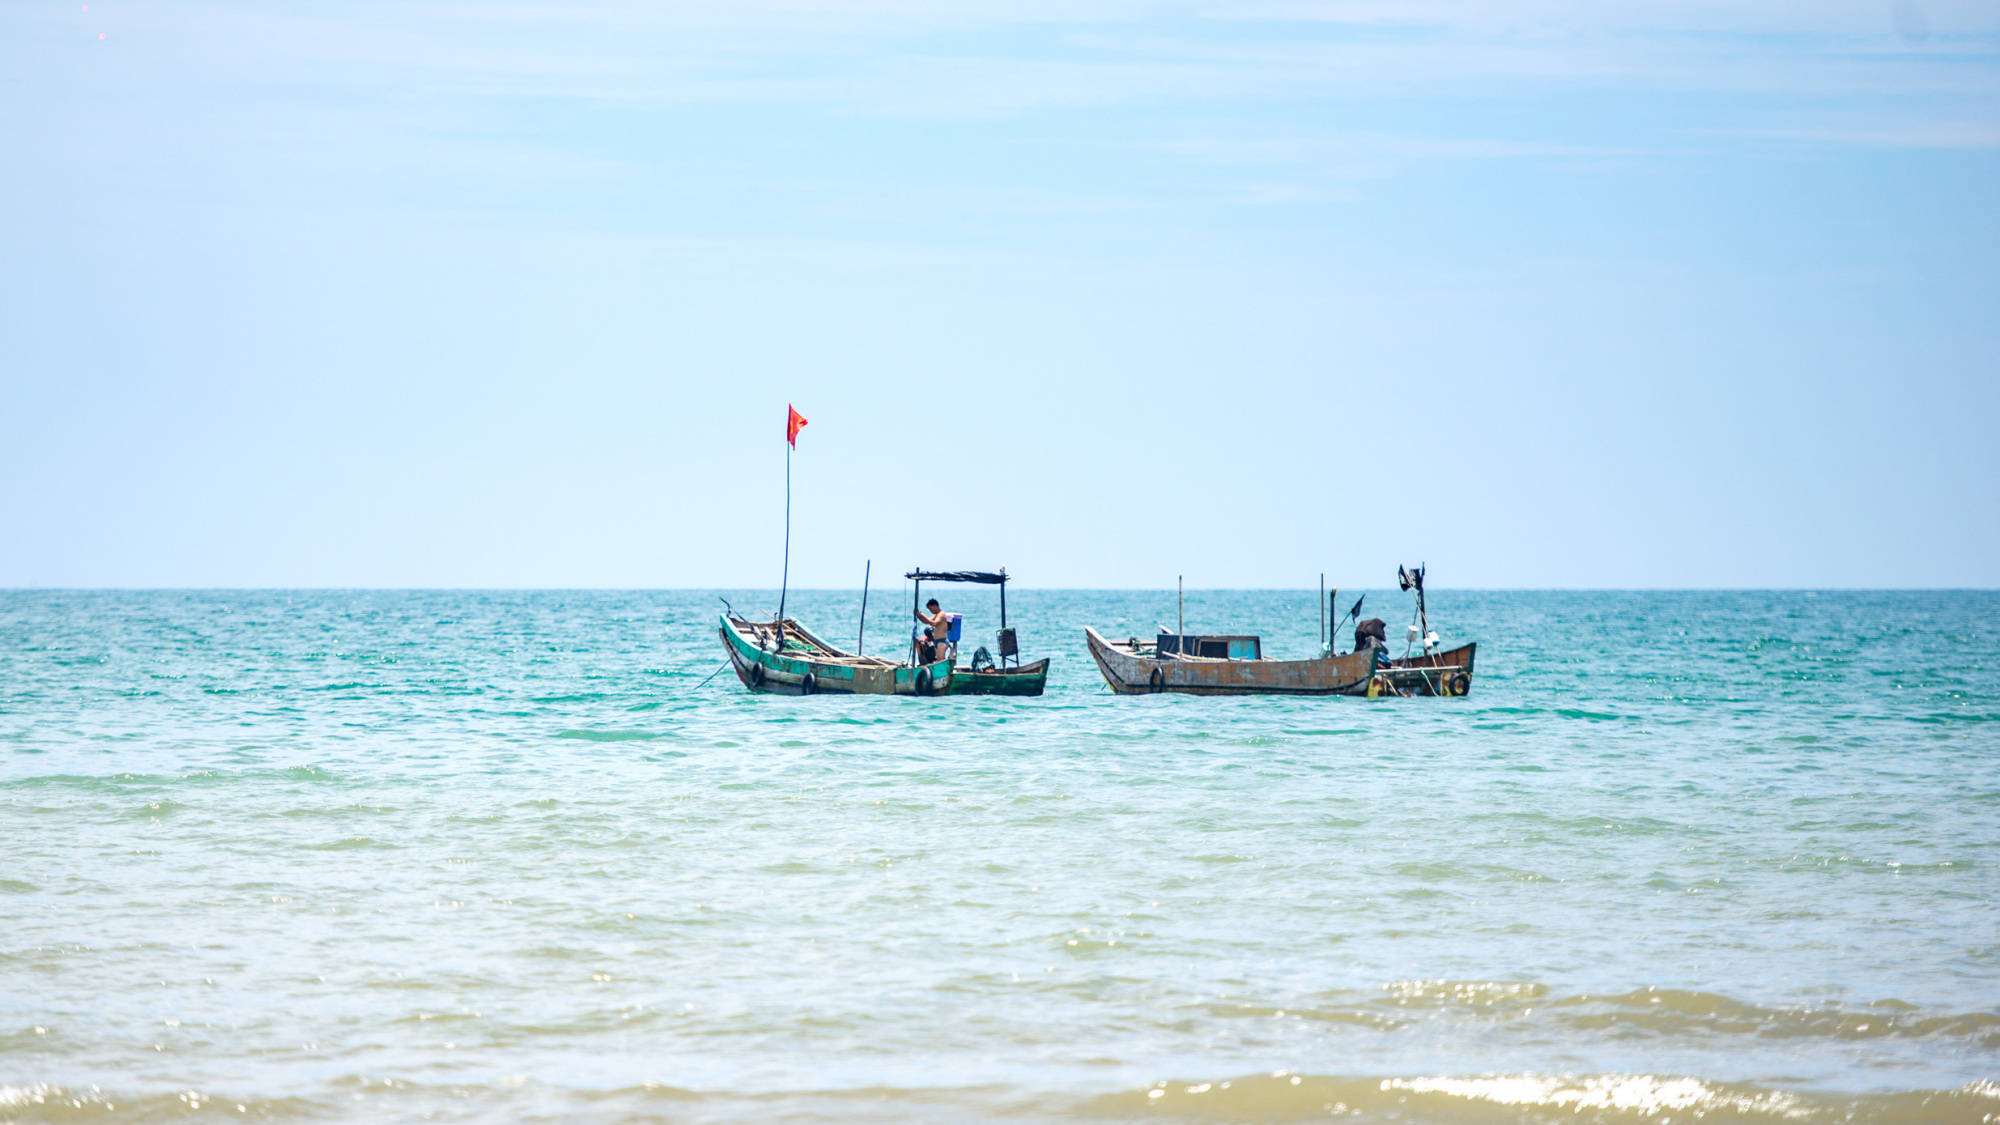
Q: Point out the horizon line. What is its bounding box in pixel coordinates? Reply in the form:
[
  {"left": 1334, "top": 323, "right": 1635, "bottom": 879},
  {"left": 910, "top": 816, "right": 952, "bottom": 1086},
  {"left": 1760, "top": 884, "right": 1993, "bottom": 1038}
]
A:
[{"left": 3, "top": 585, "right": 1995, "bottom": 594}]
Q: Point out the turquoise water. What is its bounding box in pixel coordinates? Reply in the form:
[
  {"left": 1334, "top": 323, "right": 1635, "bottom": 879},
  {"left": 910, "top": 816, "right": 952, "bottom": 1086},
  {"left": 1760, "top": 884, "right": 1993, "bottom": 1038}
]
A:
[{"left": 2, "top": 589, "right": 1996, "bottom": 1123}]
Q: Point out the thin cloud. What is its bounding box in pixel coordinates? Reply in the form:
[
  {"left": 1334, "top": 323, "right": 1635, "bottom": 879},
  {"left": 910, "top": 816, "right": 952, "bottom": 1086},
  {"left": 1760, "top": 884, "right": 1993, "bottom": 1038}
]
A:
[
  {"left": 19, "top": 0, "right": 1995, "bottom": 108},
  {"left": 1148, "top": 133, "right": 1653, "bottom": 164},
  {"left": 1723, "top": 119, "right": 2000, "bottom": 148}
]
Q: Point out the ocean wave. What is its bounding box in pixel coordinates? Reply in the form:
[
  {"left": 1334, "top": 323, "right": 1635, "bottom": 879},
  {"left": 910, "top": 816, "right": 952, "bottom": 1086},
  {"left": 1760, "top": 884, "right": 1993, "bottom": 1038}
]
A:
[
  {"left": 0, "top": 1085, "right": 319, "bottom": 1122},
  {"left": 5, "top": 1076, "right": 1995, "bottom": 1124},
  {"left": 1182, "top": 982, "right": 2000, "bottom": 1045},
  {"left": 1100, "top": 1074, "right": 2000, "bottom": 1123},
  {"left": 1545, "top": 987, "right": 2000, "bottom": 1043},
  {"left": 554, "top": 728, "right": 668, "bottom": 742}
]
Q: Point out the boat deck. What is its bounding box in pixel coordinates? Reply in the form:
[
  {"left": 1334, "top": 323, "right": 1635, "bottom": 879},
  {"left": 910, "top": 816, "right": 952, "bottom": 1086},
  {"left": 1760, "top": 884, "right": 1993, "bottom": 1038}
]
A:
[{"left": 730, "top": 618, "right": 902, "bottom": 667}]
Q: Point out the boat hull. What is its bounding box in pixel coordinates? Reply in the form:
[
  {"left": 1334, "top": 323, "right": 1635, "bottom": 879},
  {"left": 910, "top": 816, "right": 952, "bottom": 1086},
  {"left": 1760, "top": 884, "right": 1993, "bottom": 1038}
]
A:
[
  {"left": 719, "top": 614, "right": 952, "bottom": 696},
  {"left": 945, "top": 658, "right": 1050, "bottom": 696},
  {"left": 1375, "top": 642, "right": 1477, "bottom": 697},
  {"left": 1083, "top": 627, "right": 1377, "bottom": 696}
]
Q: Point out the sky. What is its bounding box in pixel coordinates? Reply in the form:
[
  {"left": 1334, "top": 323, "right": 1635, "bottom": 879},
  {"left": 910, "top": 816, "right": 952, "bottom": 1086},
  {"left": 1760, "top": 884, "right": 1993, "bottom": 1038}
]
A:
[{"left": 1, "top": 0, "right": 1996, "bottom": 589}]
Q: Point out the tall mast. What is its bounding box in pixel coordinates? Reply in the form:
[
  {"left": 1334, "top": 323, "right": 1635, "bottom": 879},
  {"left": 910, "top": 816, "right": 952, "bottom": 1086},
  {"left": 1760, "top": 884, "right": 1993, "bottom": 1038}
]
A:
[
  {"left": 776, "top": 440, "right": 790, "bottom": 645},
  {"left": 857, "top": 559, "right": 870, "bottom": 654}
]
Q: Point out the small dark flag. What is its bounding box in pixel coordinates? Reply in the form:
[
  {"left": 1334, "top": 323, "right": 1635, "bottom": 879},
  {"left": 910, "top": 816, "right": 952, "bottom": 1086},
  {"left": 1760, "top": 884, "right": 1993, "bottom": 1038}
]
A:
[{"left": 787, "top": 404, "right": 808, "bottom": 448}]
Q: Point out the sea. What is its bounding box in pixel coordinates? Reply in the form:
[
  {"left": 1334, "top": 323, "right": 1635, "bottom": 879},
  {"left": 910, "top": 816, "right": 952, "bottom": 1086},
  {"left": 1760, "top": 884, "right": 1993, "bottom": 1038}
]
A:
[{"left": 2, "top": 588, "right": 1996, "bottom": 1123}]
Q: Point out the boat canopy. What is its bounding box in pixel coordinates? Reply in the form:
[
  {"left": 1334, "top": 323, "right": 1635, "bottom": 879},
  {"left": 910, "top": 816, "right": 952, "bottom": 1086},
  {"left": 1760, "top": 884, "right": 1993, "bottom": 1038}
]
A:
[
  {"left": 910, "top": 568, "right": 1016, "bottom": 648},
  {"left": 906, "top": 569, "right": 1008, "bottom": 585}
]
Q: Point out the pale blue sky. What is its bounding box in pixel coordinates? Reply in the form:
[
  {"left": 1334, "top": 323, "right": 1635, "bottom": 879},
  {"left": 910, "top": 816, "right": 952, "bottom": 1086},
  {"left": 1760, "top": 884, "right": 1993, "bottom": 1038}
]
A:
[{"left": 3, "top": 1, "right": 1996, "bottom": 588}]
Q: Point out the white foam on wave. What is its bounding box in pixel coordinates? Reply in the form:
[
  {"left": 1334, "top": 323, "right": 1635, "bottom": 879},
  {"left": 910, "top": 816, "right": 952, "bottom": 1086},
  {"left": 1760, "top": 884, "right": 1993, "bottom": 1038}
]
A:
[
  {"left": 1383, "top": 1074, "right": 1812, "bottom": 1119},
  {"left": 0, "top": 1083, "right": 118, "bottom": 1113}
]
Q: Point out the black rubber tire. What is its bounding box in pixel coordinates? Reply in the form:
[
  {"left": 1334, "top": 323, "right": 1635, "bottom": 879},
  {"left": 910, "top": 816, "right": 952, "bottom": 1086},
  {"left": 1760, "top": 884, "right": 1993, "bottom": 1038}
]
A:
[
  {"left": 746, "top": 662, "right": 764, "bottom": 689},
  {"left": 914, "top": 668, "right": 933, "bottom": 696},
  {"left": 800, "top": 672, "right": 817, "bottom": 696},
  {"left": 1148, "top": 667, "right": 1165, "bottom": 694},
  {"left": 1448, "top": 672, "right": 1470, "bottom": 697}
]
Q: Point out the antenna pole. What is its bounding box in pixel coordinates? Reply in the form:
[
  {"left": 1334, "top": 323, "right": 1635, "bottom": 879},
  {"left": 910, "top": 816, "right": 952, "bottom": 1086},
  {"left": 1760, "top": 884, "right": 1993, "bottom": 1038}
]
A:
[
  {"left": 1319, "top": 572, "right": 1325, "bottom": 654},
  {"left": 1177, "top": 575, "right": 1184, "bottom": 649},
  {"left": 857, "top": 559, "right": 870, "bottom": 655},
  {"left": 1418, "top": 563, "right": 1429, "bottom": 646}
]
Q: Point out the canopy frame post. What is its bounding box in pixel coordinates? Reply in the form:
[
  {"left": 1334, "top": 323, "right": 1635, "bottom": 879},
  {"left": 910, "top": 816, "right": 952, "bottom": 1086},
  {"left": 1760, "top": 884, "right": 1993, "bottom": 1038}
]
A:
[
  {"left": 999, "top": 573, "right": 1009, "bottom": 668},
  {"left": 910, "top": 571, "right": 922, "bottom": 667}
]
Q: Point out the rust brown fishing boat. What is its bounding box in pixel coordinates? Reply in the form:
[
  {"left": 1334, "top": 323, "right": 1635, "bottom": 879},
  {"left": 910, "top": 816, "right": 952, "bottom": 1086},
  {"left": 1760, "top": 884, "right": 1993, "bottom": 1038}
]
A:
[
  {"left": 1083, "top": 627, "right": 1378, "bottom": 695},
  {"left": 1084, "top": 566, "right": 1477, "bottom": 698}
]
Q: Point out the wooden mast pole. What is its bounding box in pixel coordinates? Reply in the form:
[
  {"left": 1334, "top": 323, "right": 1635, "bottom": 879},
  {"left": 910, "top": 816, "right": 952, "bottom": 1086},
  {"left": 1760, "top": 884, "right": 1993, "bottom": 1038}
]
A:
[
  {"left": 776, "top": 439, "right": 790, "bottom": 647},
  {"left": 857, "top": 559, "right": 870, "bottom": 655}
]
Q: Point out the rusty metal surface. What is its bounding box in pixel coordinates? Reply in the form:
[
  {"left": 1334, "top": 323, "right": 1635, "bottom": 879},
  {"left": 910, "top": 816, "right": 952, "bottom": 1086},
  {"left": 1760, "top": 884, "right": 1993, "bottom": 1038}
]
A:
[
  {"left": 1381, "top": 642, "right": 1478, "bottom": 696},
  {"left": 1083, "top": 627, "right": 1377, "bottom": 696}
]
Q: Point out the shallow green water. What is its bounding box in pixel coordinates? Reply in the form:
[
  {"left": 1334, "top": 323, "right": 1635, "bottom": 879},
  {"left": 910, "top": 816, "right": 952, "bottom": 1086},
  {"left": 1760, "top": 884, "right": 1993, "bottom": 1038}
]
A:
[{"left": 2, "top": 589, "right": 1996, "bottom": 1122}]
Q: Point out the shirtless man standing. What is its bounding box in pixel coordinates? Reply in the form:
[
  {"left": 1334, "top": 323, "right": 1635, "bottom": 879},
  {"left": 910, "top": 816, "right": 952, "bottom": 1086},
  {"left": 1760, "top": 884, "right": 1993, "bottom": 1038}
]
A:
[{"left": 915, "top": 598, "right": 949, "bottom": 664}]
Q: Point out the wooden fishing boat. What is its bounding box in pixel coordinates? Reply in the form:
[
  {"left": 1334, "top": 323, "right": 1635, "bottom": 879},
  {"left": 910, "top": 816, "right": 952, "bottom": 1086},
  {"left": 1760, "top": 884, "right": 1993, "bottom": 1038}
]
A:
[
  {"left": 1083, "top": 627, "right": 1378, "bottom": 696},
  {"left": 906, "top": 568, "right": 1051, "bottom": 697},
  {"left": 948, "top": 657, "right": 1050, "bottom": 695},
  {"left": 1084, "top": 565, "right": 1479, "bottom": 698},
  {"left": 1371, "top": 642, "right": 1478, "bottom": 697},
  {"left": 718, "top": 613, "right": 952, "bottom": 696},
  {"left": 1359, "top": 565, "right": 1477, "bottom": 697}
]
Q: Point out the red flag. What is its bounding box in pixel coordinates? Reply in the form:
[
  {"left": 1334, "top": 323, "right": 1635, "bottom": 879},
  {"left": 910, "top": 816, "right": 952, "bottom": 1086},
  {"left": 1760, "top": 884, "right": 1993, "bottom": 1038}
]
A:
[{"left": 786, "top": 404, "right": 808, "bottom": 448}]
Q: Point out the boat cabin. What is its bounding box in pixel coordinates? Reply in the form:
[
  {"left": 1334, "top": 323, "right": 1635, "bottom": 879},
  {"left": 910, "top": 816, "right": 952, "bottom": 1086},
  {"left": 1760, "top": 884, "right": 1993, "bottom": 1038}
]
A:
[{"left": 1156, "top": 632, "right": 1262, "bottom": 660}]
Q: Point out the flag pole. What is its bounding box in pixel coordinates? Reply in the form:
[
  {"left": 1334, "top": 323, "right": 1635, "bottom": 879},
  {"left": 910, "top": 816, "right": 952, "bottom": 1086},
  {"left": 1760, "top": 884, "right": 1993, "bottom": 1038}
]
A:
[{"left": 777, "top": 439, "right": 790, "bottom": 646}]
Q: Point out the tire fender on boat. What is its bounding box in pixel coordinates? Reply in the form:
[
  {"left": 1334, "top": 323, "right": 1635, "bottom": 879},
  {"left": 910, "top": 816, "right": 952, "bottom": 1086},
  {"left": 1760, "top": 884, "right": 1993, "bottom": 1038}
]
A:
[
  {"left": 800, "top": 671, "right": 817, "bottom": 696},
  {"left": 1448, "top": 672, "right": 1470, "bottom": 697},
  {"left": 746, "top": 662, "right": 764, "bottom": 689},
  {"left": 1148, "top": 667, "right": 1165, "bottom": 693},
  {"left": 914, "top": 668, "right": 933, "bottom": 696}
]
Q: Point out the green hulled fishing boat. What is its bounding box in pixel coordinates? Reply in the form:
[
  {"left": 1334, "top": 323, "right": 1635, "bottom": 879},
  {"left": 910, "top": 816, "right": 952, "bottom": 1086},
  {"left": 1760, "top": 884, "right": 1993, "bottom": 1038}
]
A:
[
  {"left": 907, "top": 568, "right": 1050, "bottom": 696},
  {"left": 719, "top": 613, "right": 952, "bottom": 696},
  {"left": 713, "top": 404, "right": 960, "bottom": 697},
  {"left": 947, "top": 658, "right": 1050, "bottom": 695}
]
